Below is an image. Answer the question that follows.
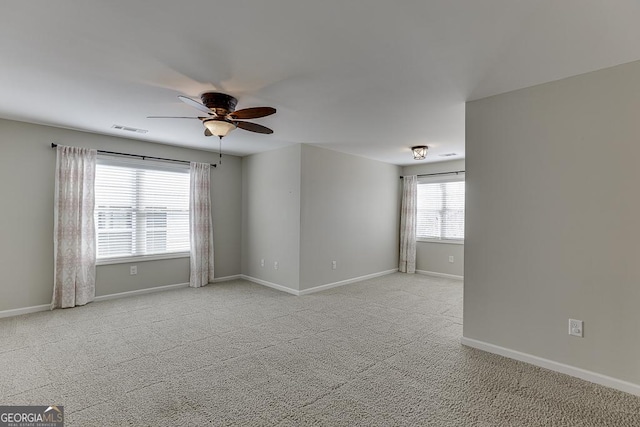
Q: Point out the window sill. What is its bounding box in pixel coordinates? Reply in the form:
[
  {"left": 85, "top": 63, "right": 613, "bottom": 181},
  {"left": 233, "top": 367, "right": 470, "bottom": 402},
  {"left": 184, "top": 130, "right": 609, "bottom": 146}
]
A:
[
  {"left": 416, "top": 239, "right": 464, "bottom": 245},
  {"left": 97, "top": 252, "right": 190, "bottom": 266}
]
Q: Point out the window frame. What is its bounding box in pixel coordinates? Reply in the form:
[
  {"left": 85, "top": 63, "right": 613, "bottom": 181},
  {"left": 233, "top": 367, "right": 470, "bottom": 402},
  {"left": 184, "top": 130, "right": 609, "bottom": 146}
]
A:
[
  {"left": 94, "top": 156, "right": 191, "bottom": 266},
  {"left": 416, "top": 174, "right": 465, "bottom": 245}
]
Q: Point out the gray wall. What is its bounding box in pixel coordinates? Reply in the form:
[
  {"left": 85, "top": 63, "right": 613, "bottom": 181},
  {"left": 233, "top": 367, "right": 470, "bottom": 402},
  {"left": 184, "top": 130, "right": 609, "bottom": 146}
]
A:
[
  {"left": 241, "top": 145, "right": 301, "bottom": 291},
  {"left": 465, "top": 60, "right": 640, "bottom": 384},
  {"left": 299, "top": 145, "right": 401, "bottom": 290},
  {"left": 240, "top": 144, "right": 401, "bottom": 292},
  {"left": 403, "top": 159, "right": 465, "bottom": 277},
  {"left": 0, "top": 119, "right": 242, "bottom": 311}
]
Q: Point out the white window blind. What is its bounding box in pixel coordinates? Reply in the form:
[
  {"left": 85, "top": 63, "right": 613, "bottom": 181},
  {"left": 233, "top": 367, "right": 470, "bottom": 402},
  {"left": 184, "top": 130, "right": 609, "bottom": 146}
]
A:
[
  {"left": 416, "top": 177, "right": 465, "bottom": 241},
  {"left": 94, "top": 157, "right": 190, "bottom": 262}
]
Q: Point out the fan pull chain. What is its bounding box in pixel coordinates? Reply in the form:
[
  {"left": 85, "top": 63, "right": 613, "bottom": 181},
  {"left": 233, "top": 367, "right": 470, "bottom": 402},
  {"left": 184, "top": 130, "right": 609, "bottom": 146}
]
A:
[{"left": 219, "top": 136, "right": 222, "bottom": 165}]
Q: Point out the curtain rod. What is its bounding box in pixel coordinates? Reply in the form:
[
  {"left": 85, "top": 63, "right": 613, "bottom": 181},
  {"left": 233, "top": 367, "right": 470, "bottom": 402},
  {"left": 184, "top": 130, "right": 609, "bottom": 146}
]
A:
[
  {"left": 50, "top": 143, "right": 217, "bottom": 168},
  {"left": 399, "top": 170, "right": 464, "bottom": 179}
]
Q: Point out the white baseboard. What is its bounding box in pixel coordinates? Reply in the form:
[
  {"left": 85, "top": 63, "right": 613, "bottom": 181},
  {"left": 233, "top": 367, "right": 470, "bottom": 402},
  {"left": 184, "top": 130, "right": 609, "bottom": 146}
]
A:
[
  {"left": 1, "top": 283, "right": 191, "bottom": 318},
  {"left": 95, "top": 275, "right": 242, "bottom": 303},
  {"left": 95, "top": 282, "right": 189, "bottom": 302},
  {"left": 240, "top": 275, "right": 299, "bottom": 296},
  {"left": 416, "top": 269, "right": 463, "bottom": 281},
  {"left": 298, "top": 269, "right": 398, "bottom": 295},
  {"left": 240, "top": 269, "right": 398, "bottom": 296},
  {"left": 461, "top": 337, "right": 640, "bottom": 397},
  {"left": 0, "top": 304, "right": 51, "bottom": 319},
  {"left": 212, "top": 274, "right": 242, "bottom": 283},
  {"left": 0, "top": 269, "right": 443, "bottom": 318},
  {"left": 0, "top": 276, "right": 243, "bottom": 319}
]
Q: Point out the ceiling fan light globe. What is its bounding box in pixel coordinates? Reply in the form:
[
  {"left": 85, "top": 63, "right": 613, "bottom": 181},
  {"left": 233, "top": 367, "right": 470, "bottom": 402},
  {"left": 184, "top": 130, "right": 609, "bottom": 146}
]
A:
[{"left": 204, "top": 119, "right": 236, "bottom": 137}]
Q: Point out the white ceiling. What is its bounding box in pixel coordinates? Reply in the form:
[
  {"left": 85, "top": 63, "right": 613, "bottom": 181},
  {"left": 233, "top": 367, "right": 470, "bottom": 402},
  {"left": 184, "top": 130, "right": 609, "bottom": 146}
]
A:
[{"left": 1, "top": 1, "right": 640, "bottom": 165}]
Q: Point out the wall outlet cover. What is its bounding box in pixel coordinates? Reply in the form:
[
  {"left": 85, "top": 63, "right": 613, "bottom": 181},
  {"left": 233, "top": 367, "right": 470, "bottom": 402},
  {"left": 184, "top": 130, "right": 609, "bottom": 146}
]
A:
[{"left": 569, "top": 319, "right": 583, "bottom": 337}]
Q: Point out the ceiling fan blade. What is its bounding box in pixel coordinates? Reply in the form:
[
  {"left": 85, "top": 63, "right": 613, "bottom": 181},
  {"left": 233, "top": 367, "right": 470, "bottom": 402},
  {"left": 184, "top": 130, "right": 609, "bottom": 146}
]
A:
[
  {"left": 178, "top": 95, "right": 213, "bottom": 114},
  {"left": 235, "top": 121, "right": 274, "bottom": 134},
  {"left": 228, "top": 107, "right": 276, "bottom": 120},
  {"left": 147, "top": 116, "right": 202, "bottom": 119},
  {"left": 204, "top": 128, "right": 212, "bottom": 137}
]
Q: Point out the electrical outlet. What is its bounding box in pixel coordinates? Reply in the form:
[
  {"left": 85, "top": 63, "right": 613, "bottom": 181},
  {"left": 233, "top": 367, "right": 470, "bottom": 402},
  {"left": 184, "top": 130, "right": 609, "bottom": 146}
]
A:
[
  {"left": 332, "top": 261, "right": 337, "bottom": 270},
  {"left": 130, "top": 265, "right": 137, "bottom": 275},
  {"left": 448, "top": 256, "right": 454, "bottom": 263},
  {"left": 274, "top": 261, "right": 279, "bottom": 270},
  {"left": 260, "top": 259, "right": 265, "bottom": 267},
  {"left": 568, "top": 319, "right": 583, "bottom": 337}
]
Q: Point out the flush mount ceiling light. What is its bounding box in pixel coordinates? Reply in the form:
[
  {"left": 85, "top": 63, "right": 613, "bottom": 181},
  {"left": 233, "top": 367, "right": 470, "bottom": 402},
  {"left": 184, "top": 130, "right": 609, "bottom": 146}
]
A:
[{"left": 412, "top": 146, "right": 428, "bottom": 160}]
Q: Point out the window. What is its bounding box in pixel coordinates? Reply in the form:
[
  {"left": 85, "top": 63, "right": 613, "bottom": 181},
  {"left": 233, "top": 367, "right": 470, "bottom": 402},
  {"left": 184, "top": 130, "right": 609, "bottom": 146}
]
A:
[
  {"left": 94, "top": 157, "right": 190, "bottom": 263},
  {"left": 416, "top": 176, "right": 465, "bottom": 242}
]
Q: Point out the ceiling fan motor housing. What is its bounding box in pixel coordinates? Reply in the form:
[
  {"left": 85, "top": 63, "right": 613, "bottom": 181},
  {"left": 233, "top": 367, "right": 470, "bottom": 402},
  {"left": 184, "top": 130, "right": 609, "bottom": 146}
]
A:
[{"left": 201, "top": 92, "right": 238, "bottom": 114}]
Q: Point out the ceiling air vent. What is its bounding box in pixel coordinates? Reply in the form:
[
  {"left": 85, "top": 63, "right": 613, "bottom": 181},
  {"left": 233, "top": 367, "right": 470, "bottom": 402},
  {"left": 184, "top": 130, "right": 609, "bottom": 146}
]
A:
[
  {"left": 439, "top": 153, "right": 457, "bottom": 157},
  {"left": 111, "top": 124, "right": 148, "bottom": 134}
]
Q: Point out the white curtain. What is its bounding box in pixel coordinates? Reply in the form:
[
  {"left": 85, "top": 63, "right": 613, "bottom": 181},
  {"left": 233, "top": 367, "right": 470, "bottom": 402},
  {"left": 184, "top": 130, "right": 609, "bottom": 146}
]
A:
[
  {"left": 189, "top": 162, "right": 215, "bottom": 288},
  {"left": 52, "top": 145, "right": 97, "bottom": 309},
  {"left": 399, "top": 175, "right": 417, "bottom": 273}
]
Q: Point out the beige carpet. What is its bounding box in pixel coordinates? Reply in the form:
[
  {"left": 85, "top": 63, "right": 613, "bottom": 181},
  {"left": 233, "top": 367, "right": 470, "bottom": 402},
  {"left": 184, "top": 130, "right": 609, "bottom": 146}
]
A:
[{"left": 1, "top": 273, "right": 639, "bottom": 426}]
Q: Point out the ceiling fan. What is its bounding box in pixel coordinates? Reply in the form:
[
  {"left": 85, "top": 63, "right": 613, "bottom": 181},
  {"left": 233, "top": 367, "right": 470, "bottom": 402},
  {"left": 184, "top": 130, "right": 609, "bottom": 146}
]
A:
[{"left": 148, "top": 92, "right": 276, "bottom": 139}]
